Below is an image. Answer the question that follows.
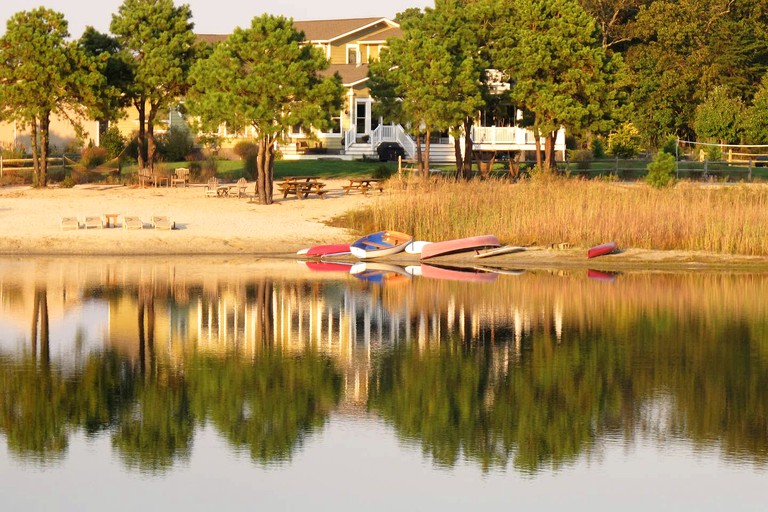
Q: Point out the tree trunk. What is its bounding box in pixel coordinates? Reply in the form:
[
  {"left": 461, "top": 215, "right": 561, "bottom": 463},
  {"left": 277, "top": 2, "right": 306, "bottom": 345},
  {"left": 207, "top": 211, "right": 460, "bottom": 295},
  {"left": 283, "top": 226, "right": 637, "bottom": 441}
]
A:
[
  {"left": 462, "top": 117, "right": 473, "bottom": 180},
  {"left": 39, "top": 113, "right": 50, "bottom": 187},
  {"left": 533, "top": 119, "right": 544, "bottom": 172},
  {"left": 31, "top": 117, "right": 40, "bottom": 186},
  {"left": 544, "top": 131, "right": 556, "bottom": 171},
  {"left": 453, "top": 132, "right": 463, "bottom": 179},
  {"left": 147, "top": 106, "right": 157, "bottom": 171},
  {"left": 423, "top": 125, "right": 431, "bottom": 177},
  {"left": 415, "top": 133, "right": 425, "bottom": 177},
  {"left": 256, "top": 136, "right": 274, "bottom": 205},
  {"left": 135, "top": 99, "right": 147, "bottom": 170}
]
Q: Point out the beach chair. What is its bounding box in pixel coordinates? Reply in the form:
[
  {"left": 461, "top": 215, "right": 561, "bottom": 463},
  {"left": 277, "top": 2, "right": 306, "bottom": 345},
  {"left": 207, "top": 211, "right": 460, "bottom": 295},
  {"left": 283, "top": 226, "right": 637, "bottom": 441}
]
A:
[
  {"left": 233, "top": 177, "right": 248, "bottom": 198},
  {"left": 60, "top": 216, "right": 80, "bottom": 230},
  {"left": 83, "top": 216, "right": 104, "bottom": 229},
  {"left": 171, "top": 167, "right": 190, "bottom": 187},
  {"left": 151, "top": 215, "right": 175, "bottom": 230},
  {"left": 123, "top": 216, "right": 144, "bottom": 230},
  {"left": 205, "top": 177, "right": 220, "bottom": 197}
]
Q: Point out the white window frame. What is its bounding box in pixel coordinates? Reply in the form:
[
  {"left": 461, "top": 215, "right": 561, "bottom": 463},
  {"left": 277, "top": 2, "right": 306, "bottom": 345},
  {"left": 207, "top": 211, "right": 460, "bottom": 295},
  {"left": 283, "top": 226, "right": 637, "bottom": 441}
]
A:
[{"left": 346, "top": 44, "right": 360, "bottom": 65}]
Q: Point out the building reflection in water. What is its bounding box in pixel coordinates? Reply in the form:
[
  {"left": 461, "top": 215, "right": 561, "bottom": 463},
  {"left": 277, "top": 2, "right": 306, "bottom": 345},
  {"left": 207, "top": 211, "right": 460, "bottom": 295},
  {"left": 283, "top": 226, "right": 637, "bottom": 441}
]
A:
[{"left": 2, "top": 258, "right": 768, "bottom": 471}]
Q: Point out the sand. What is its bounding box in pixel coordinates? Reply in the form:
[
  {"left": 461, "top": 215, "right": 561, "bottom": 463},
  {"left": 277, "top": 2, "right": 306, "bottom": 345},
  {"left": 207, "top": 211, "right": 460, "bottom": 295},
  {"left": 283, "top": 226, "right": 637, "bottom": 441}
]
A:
[{"left": 1, "top": 180, "right": 766, "bottom": 269}]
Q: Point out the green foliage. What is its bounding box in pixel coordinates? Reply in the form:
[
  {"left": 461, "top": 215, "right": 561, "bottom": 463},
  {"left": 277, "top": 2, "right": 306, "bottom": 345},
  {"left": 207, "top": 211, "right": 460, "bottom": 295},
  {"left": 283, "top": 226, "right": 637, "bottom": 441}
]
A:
[
  {"left": 693, "top": 86, "right": 744, "bottom": 144},
  {"left": 100, "top": 126, "right": 127, "bottom": 159},
  {"left": 111, "top": 0, "right": 197, "bottom": 168},
  {"left": 79, "top": 146, "right": 109, "bottom": 169},
  {"left": 156, "top": 125, "right": 193, "bottom": 162},
  {"left": 372, "top": 164, "right": 395, "bottom": 180},
  {"left": 702, "top": 144, "right": 723, "bottom": 161},
  {"left": 491, "top": 0, "right": 619, "bottom": 170},
  {"left": 233, "top": 141, "right": 259, "bottom": 178},
  {"left": 568, "top": 149, "right": 593, "bottom": 169},
  {"left": 742, "top": 75, "right": 768, "bottom": 144},
  {"left": 1, "top": 144, "right": 25, "bottom": 159},
  {"left": 646, "top": 150, "right": 676, "bottom": 188},
  {"left": 608, "top": 122, "right": 643, "bottom": 158},
  {"left": 0, "top": 8, "right": 106, "bottom": 186},
  {"left": 187, "top": 14, "right": 343, "bottom": 204},
  {"left": 660, "top": 134, "right": 678, "bottom": 156},
  {"left": 591, "top": 138, "right": 606, "bottom": 158}
]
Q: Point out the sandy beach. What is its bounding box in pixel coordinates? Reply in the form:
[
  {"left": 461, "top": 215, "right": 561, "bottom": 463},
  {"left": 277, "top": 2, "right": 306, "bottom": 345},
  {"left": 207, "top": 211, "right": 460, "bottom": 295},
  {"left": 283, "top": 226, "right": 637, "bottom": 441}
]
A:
[{"left": 1, "top": 180, "right": 766, "bottom": 269}]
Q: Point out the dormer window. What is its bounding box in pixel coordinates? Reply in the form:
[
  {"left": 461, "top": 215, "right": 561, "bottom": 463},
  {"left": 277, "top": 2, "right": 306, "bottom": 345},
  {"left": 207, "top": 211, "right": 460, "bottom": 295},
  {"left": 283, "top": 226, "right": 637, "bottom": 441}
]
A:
[{"left": 347, "top": 44, "right": 360, "bottom": 65}]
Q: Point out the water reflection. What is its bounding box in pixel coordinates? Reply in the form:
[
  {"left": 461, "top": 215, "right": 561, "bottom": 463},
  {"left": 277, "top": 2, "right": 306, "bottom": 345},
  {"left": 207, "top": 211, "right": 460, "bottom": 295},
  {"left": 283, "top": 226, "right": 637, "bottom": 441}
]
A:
[{"left": 0, "top": 258, "right": 767, "bottom": 476}]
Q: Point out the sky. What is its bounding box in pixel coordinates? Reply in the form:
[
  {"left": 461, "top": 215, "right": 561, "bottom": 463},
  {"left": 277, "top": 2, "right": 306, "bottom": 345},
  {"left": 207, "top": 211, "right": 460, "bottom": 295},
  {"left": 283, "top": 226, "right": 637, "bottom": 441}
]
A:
[{"left": 0, "top": 0, "right": 432, "bottom": 38}]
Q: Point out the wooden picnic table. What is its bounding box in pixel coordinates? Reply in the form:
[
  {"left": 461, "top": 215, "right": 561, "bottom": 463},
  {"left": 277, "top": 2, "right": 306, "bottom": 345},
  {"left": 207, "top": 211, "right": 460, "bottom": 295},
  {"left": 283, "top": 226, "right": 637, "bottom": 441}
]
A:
[
  {"left": 342, "top": 178, "right": 384, "bottom": 195},
  {"left": 277, "top": 178, "right": 328, "bottom": 199}
]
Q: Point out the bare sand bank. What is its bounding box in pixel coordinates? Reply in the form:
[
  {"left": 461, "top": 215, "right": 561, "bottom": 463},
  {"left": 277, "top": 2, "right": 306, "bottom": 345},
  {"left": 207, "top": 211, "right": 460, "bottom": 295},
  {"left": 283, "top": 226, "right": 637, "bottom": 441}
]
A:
[{"left": 1, "top": 181, "right": 766, "bottom": 270}]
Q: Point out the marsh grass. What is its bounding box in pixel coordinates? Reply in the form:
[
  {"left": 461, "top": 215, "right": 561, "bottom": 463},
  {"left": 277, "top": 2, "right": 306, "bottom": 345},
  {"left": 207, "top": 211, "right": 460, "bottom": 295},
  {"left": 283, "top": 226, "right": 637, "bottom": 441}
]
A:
[{"left": 339, "top": 176, "right": 768, "bottom": 255}]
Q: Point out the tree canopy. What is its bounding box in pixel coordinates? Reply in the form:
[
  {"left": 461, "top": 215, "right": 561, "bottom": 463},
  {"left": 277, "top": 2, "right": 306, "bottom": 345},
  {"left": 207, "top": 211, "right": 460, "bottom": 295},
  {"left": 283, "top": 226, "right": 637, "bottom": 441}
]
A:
[
  {"left": 187, "top": 14, "right": 343, "bottom": 204},
  {"left": 0, "top": 8, "right": 104, "bottom": 186},
  {"left": 110, "top": 0, "right": 197, "bottom": 170}
]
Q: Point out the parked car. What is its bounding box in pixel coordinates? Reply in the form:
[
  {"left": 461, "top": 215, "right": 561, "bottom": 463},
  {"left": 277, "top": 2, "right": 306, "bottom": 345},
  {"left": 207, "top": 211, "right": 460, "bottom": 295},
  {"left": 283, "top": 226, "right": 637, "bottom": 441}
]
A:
[{"left": 376, "top": 142, "right": 405, "bottom": 162}]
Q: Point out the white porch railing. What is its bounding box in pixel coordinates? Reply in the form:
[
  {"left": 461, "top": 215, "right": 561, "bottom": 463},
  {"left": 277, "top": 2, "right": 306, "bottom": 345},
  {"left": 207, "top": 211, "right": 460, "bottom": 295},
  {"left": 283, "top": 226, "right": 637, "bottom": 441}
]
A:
[
  {"left": 370, "top": 124, "right": 417, "bottom": 158},
  {"left": 344, "top": 129, "right": 357, "bottom": 151},
  {"left": 471, "top": 126, "right": 566, "bottom": 149}
]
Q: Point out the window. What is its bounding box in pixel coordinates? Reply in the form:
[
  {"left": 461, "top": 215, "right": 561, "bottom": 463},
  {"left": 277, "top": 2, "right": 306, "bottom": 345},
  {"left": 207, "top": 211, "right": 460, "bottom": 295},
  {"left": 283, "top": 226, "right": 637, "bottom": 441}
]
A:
[{"left": 347, "top": 44, "right": 360, "bottom": 65}]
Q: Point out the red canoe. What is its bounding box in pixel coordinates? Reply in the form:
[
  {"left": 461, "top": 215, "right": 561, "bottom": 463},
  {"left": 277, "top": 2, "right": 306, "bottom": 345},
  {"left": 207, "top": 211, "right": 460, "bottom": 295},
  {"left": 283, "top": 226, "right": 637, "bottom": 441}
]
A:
[
  {"left": 420, "top": 235, "right": 500, "bottom": 260},
  {"left": 297, "top": 243, "right": 351, "bottom": 257},
  {"left": 420, "top": 264, "right": 498, "bottom": 282},
  {"left": 587, "top": 241, "right": 618, "bottom": 259}
]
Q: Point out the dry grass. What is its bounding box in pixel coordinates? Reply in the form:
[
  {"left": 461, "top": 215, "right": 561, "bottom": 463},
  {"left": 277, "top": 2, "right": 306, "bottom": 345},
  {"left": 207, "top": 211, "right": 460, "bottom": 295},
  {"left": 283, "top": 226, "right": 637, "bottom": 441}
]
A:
[{"left": 340, "top": 175, "right": 768, "bottom": 255}]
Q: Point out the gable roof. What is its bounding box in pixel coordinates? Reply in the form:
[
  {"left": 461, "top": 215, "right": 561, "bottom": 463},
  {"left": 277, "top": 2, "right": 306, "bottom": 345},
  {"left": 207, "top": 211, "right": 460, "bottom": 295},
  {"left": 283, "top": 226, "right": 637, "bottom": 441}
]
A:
[
  {"left": 324, "top": 64, "right": 370, "bottom": 87},
  {"left": 197, "top": 17, "right": 400, "bottom": 47},
  {"left": 294, "top": 17, "right": 398, "bottom": 42}
]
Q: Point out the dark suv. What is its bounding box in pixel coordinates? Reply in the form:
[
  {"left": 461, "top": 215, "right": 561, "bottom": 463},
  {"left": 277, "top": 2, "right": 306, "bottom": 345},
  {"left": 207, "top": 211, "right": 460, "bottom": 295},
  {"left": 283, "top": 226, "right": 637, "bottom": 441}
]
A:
[{"left": 376, "top": 142, "right": 405, "bottom": 162}]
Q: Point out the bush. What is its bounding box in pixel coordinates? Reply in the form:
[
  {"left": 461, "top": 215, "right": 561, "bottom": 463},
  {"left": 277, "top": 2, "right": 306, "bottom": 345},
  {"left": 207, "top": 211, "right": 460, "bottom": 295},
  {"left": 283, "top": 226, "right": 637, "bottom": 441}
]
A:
[
  {"left": 660, "top": 134, "right": 678, "bottom": 157},
  {"left": 101, "top": 126, "right": 126, "bottom": 160},
  {"left": 1, "top": 144, "right": 25, "bottom": 159},
  {"left": 372, "top": 164, "right": 395, "bottom": 180},
  {"left": 568, "top": 149, "right": 593, "bottom": 169},
  {"left": 157, "top": 125, "right": 194, "bottom": 162},
  {"left": 703, "top": 144, "right": 722, "bottom": 161},
  {"left": 591, "top": 138, "right": 606, "bottom": 159},
  {"left": 608, "top": 122, "right": 643, "bottom": 158},
  {"left": 233, "top": 141, "right": 258, "bottom": 178},
  {"left": 646, "top": 151, "right": 676, "bottom": 188},
  {"left": 79, "top": 146, "right": 109, "bottom": 169}
]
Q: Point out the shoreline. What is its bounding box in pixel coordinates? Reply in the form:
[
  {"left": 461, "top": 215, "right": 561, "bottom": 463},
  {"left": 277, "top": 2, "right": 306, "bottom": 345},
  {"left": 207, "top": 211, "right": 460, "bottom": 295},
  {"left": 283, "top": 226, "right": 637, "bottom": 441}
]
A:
[{"left": 1, "top": 183, "right": 766, "bottom": 270}]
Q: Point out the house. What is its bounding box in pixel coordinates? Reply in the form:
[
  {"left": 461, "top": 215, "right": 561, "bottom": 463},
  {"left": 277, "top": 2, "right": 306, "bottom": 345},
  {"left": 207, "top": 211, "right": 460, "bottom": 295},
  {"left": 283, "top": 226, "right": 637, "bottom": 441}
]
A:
[{"left": 196, "top": 16, "right": 566, "bottom": 164}]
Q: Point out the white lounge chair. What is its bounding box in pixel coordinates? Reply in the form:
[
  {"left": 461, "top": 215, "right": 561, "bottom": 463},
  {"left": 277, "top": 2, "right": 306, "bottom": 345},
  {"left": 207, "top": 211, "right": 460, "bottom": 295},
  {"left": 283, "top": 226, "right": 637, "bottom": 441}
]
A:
[
  {"left": 123, "top": 216, "right": 144, "bottom": 230},
  {"left": 83, "top": 216, "right": 103, "bottom": 229},
  {"left": 151, "top": 215, "right": 175, "bottom": 230},
  {"left": 60, "top": 216, "right": 80, "bottom": 230}
]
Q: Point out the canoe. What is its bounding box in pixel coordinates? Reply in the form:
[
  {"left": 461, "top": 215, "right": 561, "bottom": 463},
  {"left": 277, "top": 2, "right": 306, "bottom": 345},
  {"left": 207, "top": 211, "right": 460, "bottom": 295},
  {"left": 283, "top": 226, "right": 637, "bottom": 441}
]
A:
[
  {"left": 350, "top": 230, "right": 413, "bottom": 260},
  {"left": 473, "top": 245, "right": 525, "bottom": 259},
  {"left": 587, "top": 269, "right": 619, "bottom": 282},
  {"left": 350, "top": 262, "right": 411, "bottom": 284},
  {"left": 404, "top": 240, "right": 432, "bottom": 254},
  {"left": 587, "top": 241, "right": 618, "bottom": 259},
  {"left": 420, "top": 235, "right": 500, "bottom": 260},
  {"left": 302, "top": 261, "right": 353, "bottom": 273},
  {"left": 297, "top": 243, "right": 351, "bottom": 257},
  {"left": 420, "top": 263, "right": 498, "bottom": 282}
]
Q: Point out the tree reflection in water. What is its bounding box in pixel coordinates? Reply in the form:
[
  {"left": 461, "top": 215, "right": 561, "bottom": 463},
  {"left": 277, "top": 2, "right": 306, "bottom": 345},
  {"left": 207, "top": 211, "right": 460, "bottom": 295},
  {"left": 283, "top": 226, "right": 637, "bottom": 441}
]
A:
[{"left": 0, "top": 263, "right": 767, "bottom": 474}]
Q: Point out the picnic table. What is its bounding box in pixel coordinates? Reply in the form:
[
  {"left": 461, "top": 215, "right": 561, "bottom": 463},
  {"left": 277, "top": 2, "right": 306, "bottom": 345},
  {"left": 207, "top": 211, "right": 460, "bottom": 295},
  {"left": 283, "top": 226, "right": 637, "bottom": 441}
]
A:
[
  {"left": 277, "top": 176, "right": 328, "bottom": 199},
  {"left": 342, "top": 178, "right": 384, "bottom": 195}
]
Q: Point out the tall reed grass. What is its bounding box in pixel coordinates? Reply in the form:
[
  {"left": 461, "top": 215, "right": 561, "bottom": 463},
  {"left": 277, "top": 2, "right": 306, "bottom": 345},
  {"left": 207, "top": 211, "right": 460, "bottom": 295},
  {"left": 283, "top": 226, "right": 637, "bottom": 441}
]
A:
[{"left": 339, "top": 176, "right": 768, "bottom": 255}]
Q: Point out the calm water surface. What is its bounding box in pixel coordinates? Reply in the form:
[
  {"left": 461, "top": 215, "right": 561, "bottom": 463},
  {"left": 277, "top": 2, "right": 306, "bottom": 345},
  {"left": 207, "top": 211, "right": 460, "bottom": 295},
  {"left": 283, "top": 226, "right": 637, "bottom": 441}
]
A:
[{"left": 0, "top": 257, "right": 766, "bottom": 511}]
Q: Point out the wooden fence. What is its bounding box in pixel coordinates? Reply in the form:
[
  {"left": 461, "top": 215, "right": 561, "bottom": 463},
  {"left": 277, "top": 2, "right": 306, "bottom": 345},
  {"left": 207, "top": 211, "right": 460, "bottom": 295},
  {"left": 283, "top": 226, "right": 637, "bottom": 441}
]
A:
[{"left": 0, "top": 156, "right": 67, "bottom": 178}]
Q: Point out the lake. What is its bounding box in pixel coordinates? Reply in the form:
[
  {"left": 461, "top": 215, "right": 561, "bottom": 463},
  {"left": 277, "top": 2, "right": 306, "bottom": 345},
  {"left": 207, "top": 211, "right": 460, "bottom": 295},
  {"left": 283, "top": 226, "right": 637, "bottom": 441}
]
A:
[{"left": 0, "top": 257, "right": 766, "bottom": 511}]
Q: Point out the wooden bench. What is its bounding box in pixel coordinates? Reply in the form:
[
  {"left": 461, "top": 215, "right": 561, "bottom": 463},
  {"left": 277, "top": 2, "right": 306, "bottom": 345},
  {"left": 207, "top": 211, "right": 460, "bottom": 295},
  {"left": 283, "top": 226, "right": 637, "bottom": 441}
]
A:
[{"left": 278, "top": 180, "right": 327, "bottom": 199}]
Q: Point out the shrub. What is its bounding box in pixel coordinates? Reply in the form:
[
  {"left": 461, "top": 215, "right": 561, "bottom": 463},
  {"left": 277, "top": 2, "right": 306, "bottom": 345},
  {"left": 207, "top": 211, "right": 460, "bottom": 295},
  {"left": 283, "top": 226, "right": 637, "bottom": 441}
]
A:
[
  {"left": 703, "top": 144, "right": 722, "bottom": 161},
  {"left": 646, "top": 151, "right": 676, "bottom": 188},
  {"left": 101, "top": 126, "right": 126, "bottom": 160},
  {"left": 79, "top": 146, "right": 109, "bottom": 169},
  {"left": 1, "top": 144, "right": 25, "bottom": 159},
  {"left": 233, "top": 141, "right": 258, "bottom": 178},
  {"left": 372, "top": 164, "right": 395, "bottom": 180},
  {"left": 157, "top": 125, "right": 194, "bottom": 162},
  {"left": 660, "top": 135, "right": 678, "bottom": 156},
  {"left": 608, "top": 122, "right": 643, "bottom": 158},
  {"left": 591, "top": 138, "right": 606, "bottom": 159},
  {"left": 568, "top": 149, "right": 593, "bottom": 169}
]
